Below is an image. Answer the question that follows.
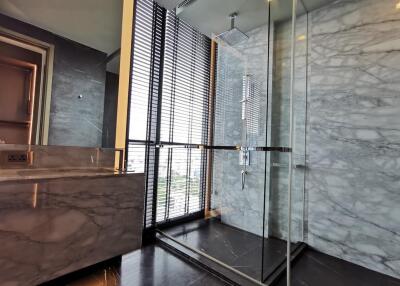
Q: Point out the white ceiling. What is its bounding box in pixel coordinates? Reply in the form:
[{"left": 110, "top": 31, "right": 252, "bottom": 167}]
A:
[
  {"left": 0, "top": 0, "right": 123, "bottom": 55},
  {"left": 156, "top": 0, "right": 333, "bottom": 38},
  {"left": 0, "top": 0, "right": 331, "bottom": 74}
]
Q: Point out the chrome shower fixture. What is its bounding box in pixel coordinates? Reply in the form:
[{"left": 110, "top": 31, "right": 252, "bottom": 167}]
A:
[{"left": 215, "top": 12, "right": 249, "bottom": 46}]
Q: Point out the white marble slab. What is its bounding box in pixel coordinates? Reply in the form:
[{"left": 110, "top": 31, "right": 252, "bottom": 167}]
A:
[
  {"left": 0, "top": 173, "right": 145, "bottom": 286},
  {"left": 305, "top": 0, "right": 400, "bottom": 278}
]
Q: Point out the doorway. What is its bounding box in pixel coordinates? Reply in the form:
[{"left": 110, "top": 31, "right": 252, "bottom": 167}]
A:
[
  {"left": 0, "top": 29, "right": 54, "bottom": 145},
  {"left": 0, "top": 55, "right": 37, "bottom": 144}
]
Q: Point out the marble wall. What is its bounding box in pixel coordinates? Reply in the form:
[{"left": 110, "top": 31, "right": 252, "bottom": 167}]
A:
[
  {"left": 305, "top": 0, "right": 400, "bottom": 279},
  {"left": 49, "top": 36, "right": 106, "bottom": 147},
  {"left": 213, "top": 0, "right": 400, "bottom": 279}
]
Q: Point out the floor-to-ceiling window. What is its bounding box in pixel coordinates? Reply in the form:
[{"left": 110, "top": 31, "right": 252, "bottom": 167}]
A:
[{"left": 127, "top": 0, "right": 211, "bottom": 229}]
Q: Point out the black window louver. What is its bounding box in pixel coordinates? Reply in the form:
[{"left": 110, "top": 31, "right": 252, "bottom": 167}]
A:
[{"left": 127, "top": 0, "right": 211, "bottom": 230}]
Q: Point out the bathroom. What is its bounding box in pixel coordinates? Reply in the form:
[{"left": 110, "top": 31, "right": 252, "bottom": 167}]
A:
[{"left": 0, "top": 0, "right": 399, "bottom": 285}]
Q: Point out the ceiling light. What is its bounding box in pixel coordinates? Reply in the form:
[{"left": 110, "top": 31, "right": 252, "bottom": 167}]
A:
[{"left": 297, "top": 35, "right": 306, "bottom": 41}]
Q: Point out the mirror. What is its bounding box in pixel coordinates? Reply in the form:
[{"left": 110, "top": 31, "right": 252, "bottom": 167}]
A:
[{"left": 0, "top": 0, "right": 122, "bottom": 148}]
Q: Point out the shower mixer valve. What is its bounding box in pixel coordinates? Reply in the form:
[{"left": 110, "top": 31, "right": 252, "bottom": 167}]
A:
[{"left": 239, "top": 150, "right": 250, "bottom": 166}]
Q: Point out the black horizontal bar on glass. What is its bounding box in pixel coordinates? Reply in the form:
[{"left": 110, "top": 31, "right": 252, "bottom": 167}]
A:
[
  {"left": 128, "top": 139, "right": 156, "bottom": 144},
  {"left": 208, "top": 146, "right": 292, "bottom": 152},
  {"left": 127, "top": 140, "right": 291, "bottom": 152}
]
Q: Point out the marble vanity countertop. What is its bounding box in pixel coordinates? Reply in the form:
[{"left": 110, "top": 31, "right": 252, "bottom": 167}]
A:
[
  {"left": 0, "top": 167, "right": 137, "bottom": 183},
  {"left": 0, "top": 171, "right": 145, "bottom": 285}
]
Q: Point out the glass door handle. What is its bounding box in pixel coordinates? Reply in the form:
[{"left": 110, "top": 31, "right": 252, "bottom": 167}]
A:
[
  {"left": 271, "top": 162, "right": 306, "bottom": 169},
  {"left": 241, "top": 170, "right": 248, "bottom": 190},
  {"left": 294, "top": 164, "right": 306, "bottom": 169}
]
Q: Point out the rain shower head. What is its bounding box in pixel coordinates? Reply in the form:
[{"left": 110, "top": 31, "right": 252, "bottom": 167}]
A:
[{"left": 215, "top": 12, "right": 248, "bottom": 46}]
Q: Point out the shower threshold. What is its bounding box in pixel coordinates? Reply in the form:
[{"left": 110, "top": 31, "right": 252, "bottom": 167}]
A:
[{"left": 156, "top": 217, "right": 305, "bottom": 285}]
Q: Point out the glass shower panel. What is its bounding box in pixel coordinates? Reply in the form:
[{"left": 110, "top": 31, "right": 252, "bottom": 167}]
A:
[
  {"left": 202, "top": 1, "right": 271, "bottom": 280},
  {"left": 160, "top": 0, "right": 299, "bottom": 284},
  {"left": 291, "top": 0, "right": 308, "bottom": 247},
  {"left": 207, "top": 0, "right": 301, "bottom": 283},
  {"left": 213, "top": 19, "right": 269, "bottom": 150},
  {"left": 213, "top": 41, "right": 247, "bottom": 148},
  {"left": 165, "top": 0, "right": 272, "bottom": 283},
  {"left": 208, "top": 149, "right": 267, "bottom": 280},
  {"left": 266, "top": 0, "right": 307, "bottom": 238},
  {"left": 262, "top": 0, "right": 307, "bottom": 284}
]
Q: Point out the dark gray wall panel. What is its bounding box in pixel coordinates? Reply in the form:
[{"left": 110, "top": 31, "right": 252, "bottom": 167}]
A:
[
  {"left": 0, "top": 13, "right": 107, "bottom": 147},
  {"left": 102, "top": 72, "right": 119, "bottom": 148}
]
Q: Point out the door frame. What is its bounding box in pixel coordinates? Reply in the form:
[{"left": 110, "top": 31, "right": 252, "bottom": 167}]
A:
[
  {"left": 0, "top": 27, "right": 54, "bottom": 145},
  {"left": 0, "top": 55, "right": 37, "bottom": 144}
]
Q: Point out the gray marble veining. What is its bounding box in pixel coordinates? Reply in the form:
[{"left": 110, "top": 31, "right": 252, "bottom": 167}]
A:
[
  {"left": 0, "top": 174, "right": 145, "bottom": 286},
  {"left": 213, "top": 0, "right": 400, "bottom": 280},
  {"left": 305, "top": 0, "right": 400, "bottom": 278},
  {"left": 0, "top": 145, "right": 144, "bottom": 285}
]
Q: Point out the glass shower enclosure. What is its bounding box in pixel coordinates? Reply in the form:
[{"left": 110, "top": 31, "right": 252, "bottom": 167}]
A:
[
  {"left": 133, "top": 0, "right": 400, "bottom": 284},
  {"left": 158, "top": 0, "right": 306, "bottom": 285}
]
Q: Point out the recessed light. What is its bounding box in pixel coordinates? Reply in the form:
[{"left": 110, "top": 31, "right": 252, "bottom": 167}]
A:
[{"left": 297, "top": 35, "right": 306, "bottom": 41}]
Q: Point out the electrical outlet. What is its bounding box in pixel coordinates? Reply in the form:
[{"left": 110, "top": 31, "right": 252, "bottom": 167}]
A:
[
  {"left": 8, "top": 153, "right": 28, "bottom": 163},
  {"left": 1, "top": 151, "right": 33, "bottom": 167}
]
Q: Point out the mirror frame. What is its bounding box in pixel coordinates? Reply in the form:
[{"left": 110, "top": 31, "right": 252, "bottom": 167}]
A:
[{"left": 0, "top": 27, "right": 54, "bottom": 145}]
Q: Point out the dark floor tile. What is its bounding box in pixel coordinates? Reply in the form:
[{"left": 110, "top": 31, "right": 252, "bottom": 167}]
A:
[
  {"left": 41, "top": 219, "right": 400, "bottom": 286},
  {"left": 42, "top": 244, "right": 228, "bottom": 286},
  {"left": 163, "top": 218, "right": 291, "bottom": 280},
  {"left": 275, "top": 248, "right": 400, "bottom": 286}
]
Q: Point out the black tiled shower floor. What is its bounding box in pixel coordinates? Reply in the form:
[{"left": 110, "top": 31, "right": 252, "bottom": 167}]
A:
[
  {"left": 163, "top": 218, "right": 400, "bottom": 286},
  {"left": 276, "top": 248, "right": 400, "bottom": 286},
  {"left": 163, "top": 217, "right": 291, "bottom": 281}
]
